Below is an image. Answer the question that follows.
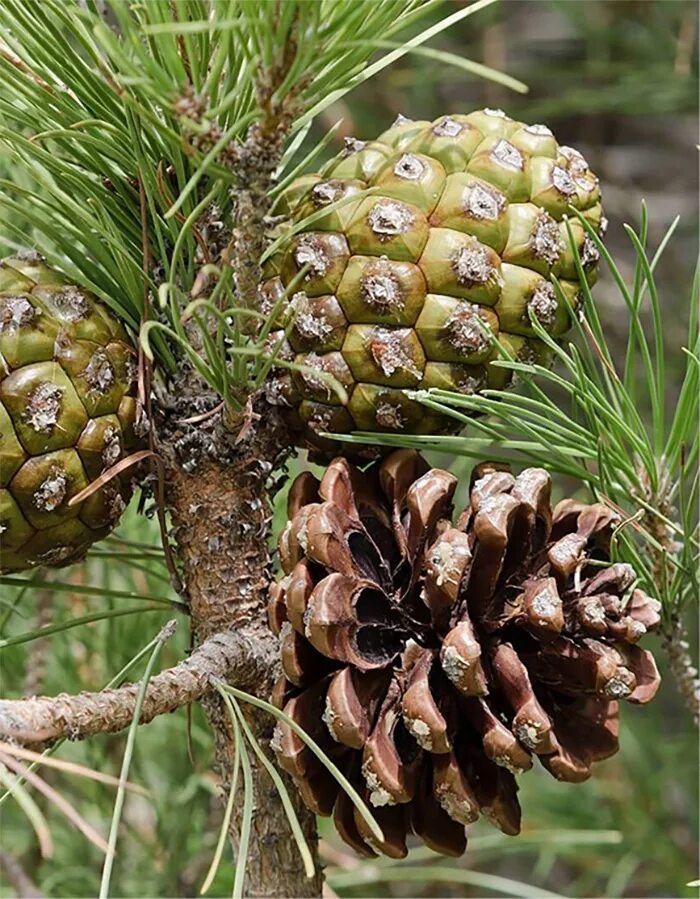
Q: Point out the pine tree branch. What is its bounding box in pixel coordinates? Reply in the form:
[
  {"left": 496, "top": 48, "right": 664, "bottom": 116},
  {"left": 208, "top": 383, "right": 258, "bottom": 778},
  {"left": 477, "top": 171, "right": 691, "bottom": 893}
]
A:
[
  {"left": 0, "top": 630, "right": 277, "bottom": 745},
  {"left": 21, "top": 589, "right": 53, "bottom": 698},
  {"left": 226, "top": 23, "right": 306, "bottom": 314},
  {"left": 638, "top": 464, "right": 700, "bottom": 725},
  {"left": 0, "top": 850, "right": 42, "bottom": 899},
  {"left": 161, "top": 416, "right": 323, "bottom": 897},
  {"left": 661, "top": 617, "right": 700, "bottom": 726}
]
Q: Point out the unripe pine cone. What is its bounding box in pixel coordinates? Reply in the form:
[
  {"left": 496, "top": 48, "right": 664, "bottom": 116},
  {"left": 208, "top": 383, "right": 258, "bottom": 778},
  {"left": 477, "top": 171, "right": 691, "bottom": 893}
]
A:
[
  {"left": 0, "top": 253, "right": 140, "bottom": 573},
  {"left": 260, "top": 109, "right": 605, "bottom": 456},
  {"left": 269, "top": 451, "right": 661, "bottom": 858}
]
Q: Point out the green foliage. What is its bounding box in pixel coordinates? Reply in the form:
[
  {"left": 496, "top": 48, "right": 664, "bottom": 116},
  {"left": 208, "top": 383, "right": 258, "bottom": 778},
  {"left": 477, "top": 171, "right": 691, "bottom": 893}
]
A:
[
  {"left": 0, "top": 2, "right": 697, "bottom": 898},
  {"left": 0, "top": 0, "right": 506, "bottom": 408},
  {"left": 524, "top": 0, "right": 698, "bottom": 119},
  {"left": 2, "top": 502, "right": 698, "bottom": 898}
]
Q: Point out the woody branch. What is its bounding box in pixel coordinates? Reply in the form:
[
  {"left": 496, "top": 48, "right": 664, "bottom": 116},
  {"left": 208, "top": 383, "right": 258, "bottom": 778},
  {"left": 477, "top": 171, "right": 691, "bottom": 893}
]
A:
[{"left": 0, "top": 630, "right": 275, "bottom": 746}]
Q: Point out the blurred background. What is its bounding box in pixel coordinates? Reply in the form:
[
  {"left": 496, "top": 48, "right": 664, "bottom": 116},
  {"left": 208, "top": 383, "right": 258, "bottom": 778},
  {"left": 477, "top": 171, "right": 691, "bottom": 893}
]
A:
[{"left": 1, "top": 1, "right": 698, "bottom": 897}]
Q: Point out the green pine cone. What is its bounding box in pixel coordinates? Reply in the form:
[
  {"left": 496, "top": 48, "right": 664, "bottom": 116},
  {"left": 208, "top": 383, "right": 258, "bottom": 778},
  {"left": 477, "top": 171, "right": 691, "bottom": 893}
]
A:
[
  {"left": 0, "top": 253, "right": 141, "bottom": 573},
  {"left": 261, "top": 109, "right": 605, "bottom": 456}
]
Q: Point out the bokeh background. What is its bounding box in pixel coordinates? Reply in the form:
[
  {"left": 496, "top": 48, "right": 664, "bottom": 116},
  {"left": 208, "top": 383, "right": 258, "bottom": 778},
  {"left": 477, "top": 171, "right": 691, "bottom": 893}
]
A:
[{"left": 1, "top": 1, "right": 698, "bottom": 897}]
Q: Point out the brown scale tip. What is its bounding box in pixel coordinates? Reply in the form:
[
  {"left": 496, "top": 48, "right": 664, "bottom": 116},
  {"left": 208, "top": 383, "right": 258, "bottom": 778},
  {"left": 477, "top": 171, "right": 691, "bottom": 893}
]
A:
[{"left": 269, "top": 394, "right": 657, "bottom": 858}]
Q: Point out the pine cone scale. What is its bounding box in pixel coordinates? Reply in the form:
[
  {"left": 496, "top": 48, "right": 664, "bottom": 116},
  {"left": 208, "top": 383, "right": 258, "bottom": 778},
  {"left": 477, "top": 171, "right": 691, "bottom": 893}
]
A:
[
  {"left": 0, "top": 255, "right": 140, "bottom": 573},
  {"left": 401, "top": 647, "right": 452, "bottom": 754},
  {"left": 270, "top": 451, "right": 661, "bottom": 856},
  {"left": 263, "top": 111, "right": 605, "bottom": 457},
  {"left": 411, "top": 768, "right": 468, "bottom": 856}
]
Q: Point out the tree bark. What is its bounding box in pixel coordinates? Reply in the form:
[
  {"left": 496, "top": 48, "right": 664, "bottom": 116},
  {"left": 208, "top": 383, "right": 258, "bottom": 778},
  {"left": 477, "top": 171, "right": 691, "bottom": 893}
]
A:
[
  {"left": 164, "top": 422, "right": 323, "bottom": 898},
  {"left": 0, "top": 630, "right": 272, "bottom": 744}
]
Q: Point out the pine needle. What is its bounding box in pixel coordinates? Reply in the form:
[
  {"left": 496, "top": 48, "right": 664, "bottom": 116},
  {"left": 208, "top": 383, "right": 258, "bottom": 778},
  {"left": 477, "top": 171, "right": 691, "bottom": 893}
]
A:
[
  {"left": 220, "top": 685, "right": 384, "bottom": 845},
  {"left": 98, "top": 620, "right": 177, "bottom": 898}
]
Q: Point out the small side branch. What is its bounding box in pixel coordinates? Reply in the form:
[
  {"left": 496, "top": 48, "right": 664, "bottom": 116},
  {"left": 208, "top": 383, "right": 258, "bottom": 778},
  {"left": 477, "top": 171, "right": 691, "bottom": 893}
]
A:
[
  {"left": 0, "top": 850, "right": 42, "bottom": 899},
  {"left": 662, "top": 616, "right": 700, "bottom": 725},
  {"left": 227, "top": 21, "right": 305, "bottom": 312},
  {"left": 0, "top": 631, "right": 277, "bottom": 746},
  {"left": 641, "top": 483, "right": 699, "bottom": 725}
]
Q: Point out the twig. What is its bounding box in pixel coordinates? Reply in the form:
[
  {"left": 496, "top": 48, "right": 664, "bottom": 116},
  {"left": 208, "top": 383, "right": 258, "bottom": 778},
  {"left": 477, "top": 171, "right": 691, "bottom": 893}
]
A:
[
  {"left": 318, "top": 839, "right": 361, "bottom": 870},
  {"left": 22, "top": 590, "right": 53, "bottom": 698},
  {"left": 226, "top": 19, "right": 307, "bottom": 313},
  {"left": 675, "top": 4, "right": 697, "bottom": 76},
  {"left": 0, "top": 742, "right": 148, "bottom": 794},
  {"left": 175, "top": 401, "right": 225, "bottom": 426},
  {"left": 0, "top": 850, "right": 42, "bottom": 898},
  {"left": 1, "top": 753, "right": 109, "bottom": 854},
  {"left": 68, "top": 450, "right": 160, "bottom": 505},
  {"left": 661, "top": 616, "right": 700, "bottom": 725},
  {"left": 0, "top": 631, "right": 277, "bottom": 745},
  {"left": 638, "top": 464, "right": 700, "bottom": 724}
]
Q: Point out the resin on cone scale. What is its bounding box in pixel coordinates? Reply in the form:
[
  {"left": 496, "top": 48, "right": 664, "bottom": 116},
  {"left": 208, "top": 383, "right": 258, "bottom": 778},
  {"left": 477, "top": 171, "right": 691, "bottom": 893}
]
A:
[
  {"left": 260, "top": 109, "right": 606, "bottom": 456},
  {"left": 269, "top": 451, "right": 661, "bottom": 857},
  {"left": 0, "top": 254, "right": 141, "bottom": 572}
]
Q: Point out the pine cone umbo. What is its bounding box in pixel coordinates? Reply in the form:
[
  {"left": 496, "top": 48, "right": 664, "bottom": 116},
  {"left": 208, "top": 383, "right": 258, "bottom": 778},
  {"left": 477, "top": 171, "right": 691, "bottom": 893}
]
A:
[
  {"left": 0, "top": 253, "right": 141, "bottom": 572},
  {"left": 269, "top": 451, "right": 661, "bottom": 858},
  {"left": 260, "top": 109, "right": 605, "bottom": 457}
]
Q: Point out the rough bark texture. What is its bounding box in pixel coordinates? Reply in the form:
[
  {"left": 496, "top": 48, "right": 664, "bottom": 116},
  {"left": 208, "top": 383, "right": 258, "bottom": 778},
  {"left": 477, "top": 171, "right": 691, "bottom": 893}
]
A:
[
  {"left": 158, "top": 24, "right": 318, "bottom": 894},
  {"left": 661, "top": 615, "right": 700, "bottom": 725},
  {"left": 643, "top": 482, "right": 700, "bottom": 724},
  {"left": 0, "top": 630, "right": 272, "bottom": 744},
  {"left": 164, "top": 414, "right": 323, "bottom": 898}
]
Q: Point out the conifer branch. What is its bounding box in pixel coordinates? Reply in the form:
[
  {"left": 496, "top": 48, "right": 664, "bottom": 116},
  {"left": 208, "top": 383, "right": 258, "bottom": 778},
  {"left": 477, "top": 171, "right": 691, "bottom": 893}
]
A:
[
  {"left": 0, "top": 850, "right": 42, "bottom": 899},
  {"left": 0, "top": 631, "right": 277, "bottom": 746},
  {"left": 227, "top": 17, "right": 306, "bottom": 313}
]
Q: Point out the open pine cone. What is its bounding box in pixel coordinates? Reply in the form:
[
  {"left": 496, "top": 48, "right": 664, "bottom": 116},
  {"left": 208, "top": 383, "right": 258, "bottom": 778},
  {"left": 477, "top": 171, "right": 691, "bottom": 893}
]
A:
[{"left": 269, "top": 451, "right": 661, "bottom": 858}]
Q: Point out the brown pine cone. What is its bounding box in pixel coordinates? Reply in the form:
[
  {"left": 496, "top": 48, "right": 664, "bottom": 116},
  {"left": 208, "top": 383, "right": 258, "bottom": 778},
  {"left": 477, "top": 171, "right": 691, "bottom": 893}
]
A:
[{"left": 269, "top": 451, "right": 661, "bottom": 858}]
